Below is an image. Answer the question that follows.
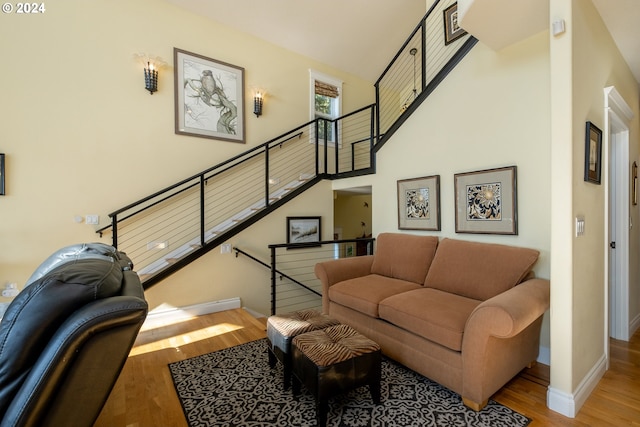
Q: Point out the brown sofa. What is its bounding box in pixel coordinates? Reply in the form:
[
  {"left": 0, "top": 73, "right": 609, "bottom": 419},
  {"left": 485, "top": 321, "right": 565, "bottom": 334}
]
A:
[{"left": 314, "top": 233, "right": 550, "bottom": 411}]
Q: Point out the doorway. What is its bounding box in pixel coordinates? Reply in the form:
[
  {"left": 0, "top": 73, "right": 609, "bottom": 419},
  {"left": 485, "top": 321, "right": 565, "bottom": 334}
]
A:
[
  {"left": 333, "top": 186, "right": 372, "bottom": 242},
  {"left": 605, "top": 86, "right": 633, "bottom": 346}
]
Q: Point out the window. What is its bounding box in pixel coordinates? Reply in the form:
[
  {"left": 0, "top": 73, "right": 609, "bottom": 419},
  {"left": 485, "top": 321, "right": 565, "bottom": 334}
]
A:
[{"left": 310, "top": 70, "right": 342, "bottom": 144}]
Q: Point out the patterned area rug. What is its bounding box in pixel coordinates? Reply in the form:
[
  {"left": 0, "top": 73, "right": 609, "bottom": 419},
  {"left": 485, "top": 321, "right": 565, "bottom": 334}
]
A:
[{"left": 169, "top": 338, "right": 531, "bottom": 427}]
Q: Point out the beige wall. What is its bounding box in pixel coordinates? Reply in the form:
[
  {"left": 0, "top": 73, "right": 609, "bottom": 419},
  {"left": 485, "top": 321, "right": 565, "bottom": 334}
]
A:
[
  {"left": 548, "top": 0, "right": 640, "bottom": 417},
  {"left": 336, "top": 31, "right": 552, "bottom": 349},
  {"left": 549, "top": 0, "right": 640, "bottom": 412},
  {"left": 0, "top": 0, "right": 374, "bottom": 310}
]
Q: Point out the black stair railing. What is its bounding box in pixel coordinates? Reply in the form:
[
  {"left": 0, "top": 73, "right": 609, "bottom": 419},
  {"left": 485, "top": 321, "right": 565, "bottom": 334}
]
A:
[
  {"left": 97, "top": 106, "right": 376, "bottom": 287},
  {"left": 235, "top": 238, "right": 375, "bottom": 315},
  {"left": 98, "top": 0, "right": 477, "bottom": 288},
  {"left": 375, "top": 0, "right": 477, "bottom": 149}
]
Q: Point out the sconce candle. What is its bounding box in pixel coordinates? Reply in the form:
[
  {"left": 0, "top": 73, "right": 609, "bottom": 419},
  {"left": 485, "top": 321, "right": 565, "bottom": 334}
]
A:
[
  {"left": 144, "top": 62, "right": 158, "bottom": 94},
  {"left": 253, "top": 92, "right": 263, "bottom": 117}
]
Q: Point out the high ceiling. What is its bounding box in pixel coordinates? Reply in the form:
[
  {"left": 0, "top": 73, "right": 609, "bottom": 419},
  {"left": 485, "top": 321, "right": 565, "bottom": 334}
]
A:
[
  {"left": 167, "top": 0, "right": 640, "bottom": 85},
  {"left": 166, "top": 0, "right": 427, "bottom": 82}
]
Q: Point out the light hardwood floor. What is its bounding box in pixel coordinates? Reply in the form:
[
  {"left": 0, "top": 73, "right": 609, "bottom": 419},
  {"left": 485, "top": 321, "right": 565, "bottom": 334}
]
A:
[{"left": 94, "top": 308, "right": 640, "bottom": 426}]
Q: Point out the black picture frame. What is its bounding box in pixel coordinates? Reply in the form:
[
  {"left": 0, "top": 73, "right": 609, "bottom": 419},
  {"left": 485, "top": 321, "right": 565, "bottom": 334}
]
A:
[
  {"left": 443, "top": 2, "right": 468, "bottom": 45},
  {"left": 0, "top": 153, "right": 5, "bottom": 196},
  {"left": 584, "top": 121, "right": 603, "bottom": 184},
  {"left": 286, "top": 216, "right": 321, "bottom": 247}
]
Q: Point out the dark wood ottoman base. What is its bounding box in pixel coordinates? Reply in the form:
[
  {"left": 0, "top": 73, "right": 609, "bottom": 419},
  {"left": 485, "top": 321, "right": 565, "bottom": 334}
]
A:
[{"left": 291, "top": 324, "right": 381, "bottom": 427}]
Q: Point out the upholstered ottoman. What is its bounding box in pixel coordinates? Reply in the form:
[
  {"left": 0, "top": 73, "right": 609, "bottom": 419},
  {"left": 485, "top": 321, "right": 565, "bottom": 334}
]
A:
[
  {"left": 291, "top": 324, "right": 381, "bottom": 427},
  {"left": 266, "top": 309, "right": 339, "bottom": 390}
]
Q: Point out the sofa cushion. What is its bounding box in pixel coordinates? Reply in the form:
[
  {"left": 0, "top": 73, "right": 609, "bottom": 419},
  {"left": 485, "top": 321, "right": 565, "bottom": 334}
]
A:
[
  {"left": 379, "top": 288, "right": 481, "bottom": 352},
  {"left": 370, "top": 233, "right": 439, "bottom": 284},
  {"left": 424, "top": 238, "right": 539, "bottom": 301},
  {"left": 328, "top": 274, "right": 422, "bottom": 318}
]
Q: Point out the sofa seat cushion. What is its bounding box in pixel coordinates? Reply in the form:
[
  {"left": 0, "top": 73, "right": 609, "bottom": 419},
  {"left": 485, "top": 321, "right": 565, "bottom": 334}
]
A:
[
  {"left": 424, "top": 238, "right": 539, "bottom": 301},
  {"left": 378, "top": 288, "right": 481, "bottom": 352},
  {"left": 328, "top": 275, "right": 422, "bottom": 318},
  {"left": 370, "top": 233, "right": 439, "bottom": 284}
]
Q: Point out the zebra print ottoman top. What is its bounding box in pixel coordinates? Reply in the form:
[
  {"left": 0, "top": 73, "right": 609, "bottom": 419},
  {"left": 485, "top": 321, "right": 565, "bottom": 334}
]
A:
[
  {"left": 267, "top": 309, "right": 340, "bottom": 352},
  {"left": 292, "top": 324, "right": 380, "bottom": 367}
]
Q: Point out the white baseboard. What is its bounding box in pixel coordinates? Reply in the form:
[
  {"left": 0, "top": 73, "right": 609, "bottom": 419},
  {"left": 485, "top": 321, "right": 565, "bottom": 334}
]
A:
[
  {"left": 142, "top": 297, "right": 241, "bottom": 330},
  {"left": 547, "top": 353, "right": 606, "bottom": 418},
  {"left": 242, "top": 306, "right": 267, "bottom": 319}
]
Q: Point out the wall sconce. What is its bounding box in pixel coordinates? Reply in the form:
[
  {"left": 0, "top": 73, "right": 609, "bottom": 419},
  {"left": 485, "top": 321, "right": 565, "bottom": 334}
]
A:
[
  {"left": 254, "top": 92, "right": 263, "bottom": 117},
  {"left": 144, "top": 62, "right": 158, "bottom": 94},
  {"left": 134, "top": 53, "right": 166, "bottom": 95}
]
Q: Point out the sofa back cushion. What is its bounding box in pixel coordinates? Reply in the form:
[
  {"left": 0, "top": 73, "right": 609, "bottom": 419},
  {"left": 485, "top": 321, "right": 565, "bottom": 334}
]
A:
[
  {"left": 370, "top": 233, "right": 439, "bottom": 284},
  {"left": 424, "top": 238, "right": 539, "bottom": 300}
]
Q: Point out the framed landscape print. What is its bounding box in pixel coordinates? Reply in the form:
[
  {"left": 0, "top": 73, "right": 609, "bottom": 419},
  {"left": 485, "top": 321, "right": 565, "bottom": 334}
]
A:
[
  {"left": 584, "top": 121, "right": 602, "bottom": 184},
  {"left": 397, "top": 175, "right": 441, "bottom": 231},
  {"left": 174, "top": 48, "right": 245, "bottom": 143},
  {"left": 287, "top": 216, "right": 321, "bottom": 246},
  {"left": 454, "top": 166, "right": 517, "bottom": 235}
]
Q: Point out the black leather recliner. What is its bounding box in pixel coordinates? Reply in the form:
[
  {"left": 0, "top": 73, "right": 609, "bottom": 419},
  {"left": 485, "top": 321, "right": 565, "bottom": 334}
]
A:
[{"left": 0, "top": 243, "right": 148, "bottom": 427}]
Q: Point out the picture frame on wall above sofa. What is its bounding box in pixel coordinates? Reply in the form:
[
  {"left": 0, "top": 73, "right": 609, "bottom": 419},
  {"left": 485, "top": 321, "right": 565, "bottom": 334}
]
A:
[
  {"left": 454, "top": 166, "right": 518, "bottom": 235},
  {"left": 287, "top": 216, "right": 321, "bottom": 247},
  {"left": 397, "top": 175, "right": 441, "bottom": 231},
  {"left": 443, "top": 2, "right": 467, "bottom": 45},
  {"left": 584, "top": 121, "right": 602, "bottom": 184},
  {"left": 174, "top": 48, "right": 245, "bottom": 143}
]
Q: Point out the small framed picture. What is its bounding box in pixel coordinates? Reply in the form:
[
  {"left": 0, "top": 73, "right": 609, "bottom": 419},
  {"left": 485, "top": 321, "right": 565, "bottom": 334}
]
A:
[
  {"left": 345, "top": 243, "right": 355, "bottom": 258},
  {"left": 443, "top": 2, "right": 468, "bottom": 45},
  {"left": 174, "top": 48, "right": 245, "bottom": 143},
  {"left": 287, "top": 216, "right": 321, "bottom": 246},
  {"left": 455, "top": 166, "right": 517, "bottom": 235},
  {"left": 584, "top": 121, "right": 602, "bottom": 184},
  {"left": 397, "top": 175, "right": 441, "bottom": 231}
]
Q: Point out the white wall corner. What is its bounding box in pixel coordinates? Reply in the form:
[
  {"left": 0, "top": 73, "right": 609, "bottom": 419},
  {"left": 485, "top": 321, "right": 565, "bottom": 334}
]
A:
[{"left": 547, "top": 354, "right": 607, "bottom": 418}]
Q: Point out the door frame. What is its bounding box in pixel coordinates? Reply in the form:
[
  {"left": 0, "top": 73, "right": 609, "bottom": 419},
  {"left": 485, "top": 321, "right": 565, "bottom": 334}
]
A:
[{"left": 604, "top": 86, "right": 634, "bottom": 358}]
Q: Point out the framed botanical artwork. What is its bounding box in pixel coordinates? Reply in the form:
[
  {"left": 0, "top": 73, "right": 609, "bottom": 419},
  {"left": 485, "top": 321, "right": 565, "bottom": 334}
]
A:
[
  {"left": 174, "top": 48, "right": 245, "bottom": 143},
  {"left": 0, "top": 153, "right": 4, "bottom": 196},
  {"left": 397, "top": 175, "right": 441, "bottom": 231},
  {"left": 443, "top": 2, "right": 467, "bottom": 45},
  {"left": 584, "top": 121, "right": 602, "bottom": 184},
  {"left": 287, "top": 216, "right": 321, "bottom": 246},
  {"left": 454, "top": 166, "right": 517, "bottom": 235}
]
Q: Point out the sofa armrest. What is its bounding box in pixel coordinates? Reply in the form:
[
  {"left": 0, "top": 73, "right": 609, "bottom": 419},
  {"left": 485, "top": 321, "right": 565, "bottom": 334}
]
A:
[
  {"left": 461, "top": 278, "right": 550, "bottom": 406},
  {"left": 314, "top": 256, "right": 374, "bottom": 313}
]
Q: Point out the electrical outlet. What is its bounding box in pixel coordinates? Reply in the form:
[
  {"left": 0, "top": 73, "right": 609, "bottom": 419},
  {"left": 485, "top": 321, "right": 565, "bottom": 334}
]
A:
[
  {"left": 221, "top": 243, "right": 232, "bottom": 254},
  {"left": 85, "top": 214, "right": 99, "bottom": 225}
]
